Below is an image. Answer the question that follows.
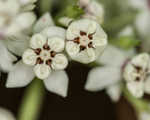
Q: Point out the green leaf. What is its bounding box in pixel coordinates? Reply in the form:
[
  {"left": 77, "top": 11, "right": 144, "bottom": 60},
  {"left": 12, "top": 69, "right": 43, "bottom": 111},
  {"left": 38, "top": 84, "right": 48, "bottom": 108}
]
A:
[
  {"left": 110, "top": 36, "right": 140, "bottom": 50},
  {"left": 65, "top": 5, "right": 84, "bottom": 18}
]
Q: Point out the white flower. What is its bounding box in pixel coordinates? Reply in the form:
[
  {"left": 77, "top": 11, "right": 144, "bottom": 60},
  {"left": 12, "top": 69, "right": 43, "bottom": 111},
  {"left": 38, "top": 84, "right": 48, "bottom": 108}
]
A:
[
  {"left": 6, "top": 13, "right": 69, "bottom": 97},
  {"left": 58, "top": 17, "right": 73, "bottom": 27},
  {"left": 0, "top": 107, "right": 15, "bottom": 120},
  {"left": 139, "top": 111, "right": 150, "bottom": 120},
  {"left": 123, "top": 53, "right": 150, "bottom": 98},
  {"left": 23, "top": 32, "right": 68, "bottom": 79},
  {"left": 129, "top": 0, "right": 150, "bottom": 38},
  {"left": 0, "top": 0, "right": 36, "bottom": 38},
  {"left": 79, "top": 0, "right": 104, "bottom": 24},
  {"left": 85, "top": 45, "right": 134, "bottom": 102},
  {"left": 19, "top": 0, "right": 37, "bottom": 5},
  {"left": 66, "top": 18, "right": 107, "bottom": 64},
  {"left": 0, "top": 41, "right": 17, "bottom": 72}
]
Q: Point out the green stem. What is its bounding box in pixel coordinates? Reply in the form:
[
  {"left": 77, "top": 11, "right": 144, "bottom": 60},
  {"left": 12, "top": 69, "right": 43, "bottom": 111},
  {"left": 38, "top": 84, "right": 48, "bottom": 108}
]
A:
[
  {"left": 39, "top": 0, "right": 52, "bottom": 14},
  {"left": 18, "top": 78, "right": 45, "bottom": 120},
  {"left": 123, "top": 87, "right": 150, "bottom": 113}
]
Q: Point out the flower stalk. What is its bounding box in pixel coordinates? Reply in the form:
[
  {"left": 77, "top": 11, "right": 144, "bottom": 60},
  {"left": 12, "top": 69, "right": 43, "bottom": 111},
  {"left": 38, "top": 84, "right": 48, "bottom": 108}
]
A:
[
  {"left": 123, "top": 86, "right": 150, "bottom": 113},
  {"left": 18, "top": 78, "right": 45, "bottom": 120}
]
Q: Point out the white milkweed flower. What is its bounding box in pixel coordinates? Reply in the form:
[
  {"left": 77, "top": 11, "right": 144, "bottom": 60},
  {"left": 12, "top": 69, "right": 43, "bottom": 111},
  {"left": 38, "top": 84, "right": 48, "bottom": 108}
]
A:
[
  {"left": 22, "top": 32, "right": 68, "bottom": 79},
  {"left": 123, "top": 53, "right": 150, "bottom": 98},
  {"left": 85, "top": 45, "right": 135, "bottom": 102},
  {"left": 0, "top": 0, "right": 36, "bottom": 38},
  {"left": 139, "top": 110, "right": 150, "bottom": 120},
  {"left": 129, "top": 0, "right": 150, "bottom": 38},
  {"left": 0, "top": 107, "right": 15, "bottom": 120},
  {"left": 79, "top": 0, "right": 104, "bottom": 24},
  {"left": 6, "top": 13, "right": 69, "bottom": 97},
  {"left": 66, "top": 18, "right": 107, "bottom": 64}
]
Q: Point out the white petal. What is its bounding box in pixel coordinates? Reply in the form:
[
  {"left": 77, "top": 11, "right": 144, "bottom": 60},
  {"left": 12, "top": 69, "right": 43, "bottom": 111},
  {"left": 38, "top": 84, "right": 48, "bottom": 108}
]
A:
[
  {"left": 41, "top": 26, "right": 66, "bottom": 39},
  {"left": 85, "top": 66, "right": 121, "bottom": 91},
  {"left": 131, "top": 53, "right": 150, "bottom": 70},
  {"left": 86, "top": 1, "right": 104, "bottom": 24},
  {"left": 72, "top": 48, "right": 96, "bottom": 64},
  {"left": 48, "top": 37, "right": 65, "bottom": 52},
  {"left": 139, "top": 111, "right": 150, "bottom": 120},
  {"left": 144, "top": 77, "right": 150, "bottom": 94},
  {"left": 43, "top": 70, "right": 69, "bottom": 97},
  {"left": 92, "top": 36, "right": 107, "bottom": 47},
  {"left": 20, "top": 0, "right": 37, "bottom": 5},
  {"left": 66, "top": 19, "right": 98, "bottom": 40},
  {"left": 52, "top": 54, "right": 68, "bottom": 70},
  {"left": 0, "top": 0, "right": 20, "bottom": 15},
  {"left": 15, "top": 12, "right": 36, "bottom": 30},
  {"left": 0, "top": 41, "right": 16, "bottom": 72},
  {"left": 123, "top": 63, "right": 137, "bottom": 82},
  {"left": 22, "top": 49, "right": 37, "bottom": 66},
  {"left": 66, "top": 41, "right": 80, "bottom": 57},
  {"left": 6, "top": 61, "right": 34, "bottom": 88},
  {"left": 58, "top": 17, "right": 73, "bottom": 27},
  {"left": 127, "top": 81, "right": 144, "bottom": 98},
  {"left": 34, "top": 64, "right": 51, "bottom": 79},
  {"left": 97, "top": 45, "right": 127, "bottom": 67},
  {"left": 5, "top": 34, "right": 30, "bottom": 56},
  {"left": 106, "top": 83, "right": 122, "bottom": 102},
  {"left": 30, "top": 33, "right": 47, "bottom": 49},
  {"left": 34, "top": 13, "right": 54, "bottom": 33},
  {"left": 0, "top": 108, "right": 15, "bottom": 120}
]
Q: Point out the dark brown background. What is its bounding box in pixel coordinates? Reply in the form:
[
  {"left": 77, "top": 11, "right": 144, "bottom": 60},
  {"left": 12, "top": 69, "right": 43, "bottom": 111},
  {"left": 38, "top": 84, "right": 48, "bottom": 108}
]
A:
[{"left": 0, "top": 63, "right": 137, "bottom": 120}]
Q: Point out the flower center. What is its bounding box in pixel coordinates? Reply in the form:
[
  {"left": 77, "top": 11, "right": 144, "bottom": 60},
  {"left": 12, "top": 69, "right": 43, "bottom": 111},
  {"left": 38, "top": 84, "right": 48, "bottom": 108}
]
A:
[
  {"left": 132, "top": 64, "right": 150, "bottom": 82},
  {"left": 72, "top": 31, "right": 95, "bottom": 51},
  {"left": 33, "top": 43, "right": 57, "bottom": 67}
]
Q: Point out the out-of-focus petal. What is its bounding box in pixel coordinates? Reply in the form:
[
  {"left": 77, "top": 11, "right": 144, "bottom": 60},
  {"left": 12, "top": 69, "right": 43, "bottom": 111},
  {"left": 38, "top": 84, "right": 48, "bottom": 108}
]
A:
[
  {"left": 85, "top": 66, "right": 121, "bottom": 91},
  {"left": 44, "top": 70, "right": 69, "bottom": 97},
  {"left": 6, "top": 61, "right": 35, "bottom": 88}
]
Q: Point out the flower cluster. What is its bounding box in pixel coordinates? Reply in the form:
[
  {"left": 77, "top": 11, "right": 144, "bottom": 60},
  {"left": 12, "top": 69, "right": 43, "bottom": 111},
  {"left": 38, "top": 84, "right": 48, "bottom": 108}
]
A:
[{"left": 1, "top": 0, "right": 150, "bottom": 108}]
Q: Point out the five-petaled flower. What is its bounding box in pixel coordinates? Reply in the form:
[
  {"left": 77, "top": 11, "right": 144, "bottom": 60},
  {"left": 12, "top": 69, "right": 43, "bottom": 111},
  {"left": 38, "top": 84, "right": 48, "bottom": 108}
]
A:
[
  {"left": 23, "top": 32, "right": 68, "bottom": 79},
  {"left": 123, "top": 53, "right": 150, "bottom": 98},
  {"left": 0, "top": 0, "right": 36, "bottom": 38},
  {"left": 85, "top": 45, "right": 135, "bottom": 102},
  {"left": 66, "top": 19, "right": 107, "bottom": 64},
  {"left": 6, "top": 13, "right": 69, "bottom": 97},
  {"left": 79, "top": 0, "right": 104, "bottom": 24}
]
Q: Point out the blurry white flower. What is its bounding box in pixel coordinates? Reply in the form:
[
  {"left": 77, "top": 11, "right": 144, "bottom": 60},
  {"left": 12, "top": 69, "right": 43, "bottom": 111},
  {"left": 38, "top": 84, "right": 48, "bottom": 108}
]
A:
[
  {"left": 0, "top": 41, "right": 17, "bottom": 72},
  {"left": 123, "top": 53, "right": 150, "bottom": 98},
  {"left": 66, "top": 18, "right": 107, "bottom": 64},
  {"left": 6, "top": 13, "right": 69, "bottom": 97},
  {"left": 58, "top": 17, "right": 73, "bottom": 27},
  {"left": 79, "top": 0, "right": 104, "bottom": 24},
  {"left": 19, "top": 0, "right": 37, "bottom": 5},
  {"left": 129, "top": 0, "right": 150, "bottom": 37},
  {"left": 139, "top": 111, "right": 150, "bottom": 120},
  {"left": 85, "top": 45, "right": 134, "bottom": 102},
  {"left": 0, "top": 0, "right": 36, "bottom": 38},
  {"left": 0, "top": 107, "right": 15, "bottom": 120}
]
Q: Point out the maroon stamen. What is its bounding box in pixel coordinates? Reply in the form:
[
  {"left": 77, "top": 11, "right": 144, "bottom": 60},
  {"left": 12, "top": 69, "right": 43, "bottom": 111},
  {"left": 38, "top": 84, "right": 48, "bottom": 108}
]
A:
[
  {"left": 80, "top": 45, "right": 86, "bottom": 51},
  {"left": 36, "top": 57, "right": 43, "bottom": 64},
  {"left": 73, "top": 37, "right": 80, "bottom": 44},
  {"left": 43, "top": 43, "right": 50, "bottom": 50},
  {"left": 80, "top": 31, "right": 87, "bottom": 36},
  {"left": 34, "top": 48, "right": 41, "bottom": 55},
  {"left": 50, "top": 51, "right": 56, "bottom": 57},
  {"left": 46, "top": 59, "right": 52, "bottom": 66}
]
